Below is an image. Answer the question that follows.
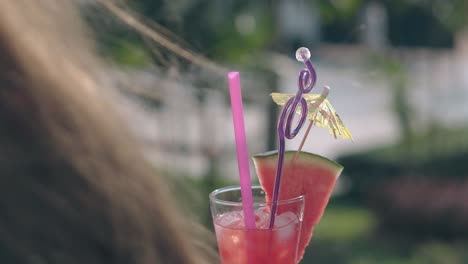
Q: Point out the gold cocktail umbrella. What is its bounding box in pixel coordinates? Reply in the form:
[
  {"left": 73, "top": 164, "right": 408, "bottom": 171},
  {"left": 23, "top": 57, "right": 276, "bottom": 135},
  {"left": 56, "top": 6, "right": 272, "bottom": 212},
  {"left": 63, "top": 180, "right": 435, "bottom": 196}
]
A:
[
  {"left": 271, "top": 87, "right": 352, "bottom": 140},
  {"left": 271, "top": 86, "right": 352, "bottom": 159}
]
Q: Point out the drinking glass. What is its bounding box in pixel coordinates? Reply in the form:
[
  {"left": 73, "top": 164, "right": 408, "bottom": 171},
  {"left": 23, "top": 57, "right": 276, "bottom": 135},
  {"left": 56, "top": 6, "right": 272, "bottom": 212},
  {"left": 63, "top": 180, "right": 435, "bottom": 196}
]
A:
[{"left": 210, "top": 186, "right": 304, "bottom": 264}]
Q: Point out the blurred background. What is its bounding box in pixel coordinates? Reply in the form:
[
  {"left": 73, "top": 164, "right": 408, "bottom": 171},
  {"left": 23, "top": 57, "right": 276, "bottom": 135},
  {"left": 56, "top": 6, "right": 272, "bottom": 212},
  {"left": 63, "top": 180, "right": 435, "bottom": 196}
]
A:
[{"left": 85, "top": 0, "right": 468, "bottom": 263}]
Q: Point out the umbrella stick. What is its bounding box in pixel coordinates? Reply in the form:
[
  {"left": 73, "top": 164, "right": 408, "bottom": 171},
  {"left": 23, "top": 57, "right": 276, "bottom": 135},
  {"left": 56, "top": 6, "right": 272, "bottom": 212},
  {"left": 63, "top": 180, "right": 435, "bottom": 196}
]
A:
[{"left": 294, "top": 120, "right": 314, "bottom": 161}]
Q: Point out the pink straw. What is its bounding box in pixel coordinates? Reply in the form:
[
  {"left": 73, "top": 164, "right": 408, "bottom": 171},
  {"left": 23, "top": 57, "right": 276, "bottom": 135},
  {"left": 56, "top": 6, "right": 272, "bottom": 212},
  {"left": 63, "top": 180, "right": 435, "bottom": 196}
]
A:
[{"left": 228, "top": 72, "right": 256, "bottom": 229}]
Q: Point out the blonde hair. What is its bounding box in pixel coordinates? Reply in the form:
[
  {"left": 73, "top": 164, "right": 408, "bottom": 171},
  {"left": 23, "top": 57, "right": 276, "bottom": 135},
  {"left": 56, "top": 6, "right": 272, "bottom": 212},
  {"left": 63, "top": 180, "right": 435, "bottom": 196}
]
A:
[{"left": 0, "top": 0, "right": 214, "bottom": 263}]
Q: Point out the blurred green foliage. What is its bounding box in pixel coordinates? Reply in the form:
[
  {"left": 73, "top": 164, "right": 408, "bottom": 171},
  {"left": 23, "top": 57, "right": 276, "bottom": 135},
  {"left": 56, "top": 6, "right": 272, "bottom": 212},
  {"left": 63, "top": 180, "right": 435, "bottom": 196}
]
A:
[
  {"left": 306, "top": 239, "right": 468, "bottom": 264},
  {"left": 86, "top": 0, "right": 468, "bottom": 67},
  {"left": 367, "top": 54, "right": 414, "bottom": 144},
  {"left": 313, "top": 206, "right": 377, "bottom": 242},
  {"left": 110, "top": 39, "right": 151, "bottom": 66},
  {"left": 338, "top": 125, "right": 468, "bottom": 206},
  {"left": 82, "top": 3, "right": 152, "bottom": 66}
]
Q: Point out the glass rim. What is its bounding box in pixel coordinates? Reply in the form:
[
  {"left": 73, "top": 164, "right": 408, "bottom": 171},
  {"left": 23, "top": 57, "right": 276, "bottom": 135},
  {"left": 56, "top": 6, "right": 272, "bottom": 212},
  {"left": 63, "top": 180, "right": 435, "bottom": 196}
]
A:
[{"left": 209, "top": 185, "right": 304, "bottom": 207}]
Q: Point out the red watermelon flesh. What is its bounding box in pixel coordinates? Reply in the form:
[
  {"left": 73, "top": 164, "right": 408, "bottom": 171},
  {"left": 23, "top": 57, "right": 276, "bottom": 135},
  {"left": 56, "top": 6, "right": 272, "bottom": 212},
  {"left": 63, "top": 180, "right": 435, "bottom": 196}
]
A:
[{"left": 253, "top": 150, "right": 343, "bottom": 262}]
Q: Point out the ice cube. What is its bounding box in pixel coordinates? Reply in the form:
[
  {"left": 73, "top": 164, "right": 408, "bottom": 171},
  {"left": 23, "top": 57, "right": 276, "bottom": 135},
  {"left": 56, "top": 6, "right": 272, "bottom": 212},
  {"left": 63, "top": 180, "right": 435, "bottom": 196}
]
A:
[
  {"left": 274, "top": 212, "right": 297, "bottom": 228},
  {"left": 217, "top": 211, "right": 244, "bottom": 228},
  {"left": 255, "top": 207, "right": 271, "bottom": 228},
  {"left": 274, "top": 212, "right": 299, "bottom": 241}
]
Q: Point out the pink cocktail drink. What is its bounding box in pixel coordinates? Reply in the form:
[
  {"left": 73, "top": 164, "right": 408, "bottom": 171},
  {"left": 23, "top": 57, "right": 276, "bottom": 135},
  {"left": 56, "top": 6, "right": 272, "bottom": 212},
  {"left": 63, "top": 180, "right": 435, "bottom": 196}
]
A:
[
  {"left": 215, "top": 210, "right": 301, "bottom": 263},
  {"left": 210, "top": 186, "right": 304, "bottom": 264}
]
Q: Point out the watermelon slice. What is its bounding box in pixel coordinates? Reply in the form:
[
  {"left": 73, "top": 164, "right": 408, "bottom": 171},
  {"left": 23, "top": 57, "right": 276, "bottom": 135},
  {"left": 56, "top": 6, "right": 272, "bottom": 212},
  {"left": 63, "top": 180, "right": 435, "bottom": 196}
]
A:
[{"left": 253, "top": 150, "right": 343, "bottom": 261}]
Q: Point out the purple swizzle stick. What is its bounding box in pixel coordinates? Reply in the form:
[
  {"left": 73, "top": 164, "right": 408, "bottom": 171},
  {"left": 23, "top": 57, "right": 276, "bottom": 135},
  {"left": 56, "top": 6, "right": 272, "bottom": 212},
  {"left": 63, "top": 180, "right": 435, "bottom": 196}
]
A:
[{"left": 269, "top": 47, "right": 317, "bottom": 228}]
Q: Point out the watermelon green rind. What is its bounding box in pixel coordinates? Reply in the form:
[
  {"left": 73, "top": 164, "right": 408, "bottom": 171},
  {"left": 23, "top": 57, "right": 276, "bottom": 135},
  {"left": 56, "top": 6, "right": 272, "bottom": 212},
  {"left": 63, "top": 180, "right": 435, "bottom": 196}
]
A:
[{"left": 253, "top": 150, "right": 343, "bottom": 175}]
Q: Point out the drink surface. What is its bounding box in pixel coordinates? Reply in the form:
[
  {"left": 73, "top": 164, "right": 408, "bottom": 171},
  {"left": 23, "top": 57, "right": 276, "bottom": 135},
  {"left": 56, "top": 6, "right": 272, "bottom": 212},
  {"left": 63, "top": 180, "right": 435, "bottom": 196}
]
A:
[{"left": 214, "top": 209, "right": 301, "bottom": 264}]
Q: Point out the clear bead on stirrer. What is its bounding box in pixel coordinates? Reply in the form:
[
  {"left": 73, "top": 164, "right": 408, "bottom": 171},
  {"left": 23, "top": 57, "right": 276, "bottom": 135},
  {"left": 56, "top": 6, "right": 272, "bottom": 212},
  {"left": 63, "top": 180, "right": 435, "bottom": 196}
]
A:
[{"left": 295, "top": 47, "right": 311, "bottom": 62}]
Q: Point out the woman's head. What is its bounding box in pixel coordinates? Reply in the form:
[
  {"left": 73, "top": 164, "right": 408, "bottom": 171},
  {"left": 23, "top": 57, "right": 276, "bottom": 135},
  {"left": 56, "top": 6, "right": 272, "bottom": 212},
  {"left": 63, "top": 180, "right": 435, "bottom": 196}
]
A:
[{"left": 0, "top": 1, "right": 214, "bottom": 263}]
